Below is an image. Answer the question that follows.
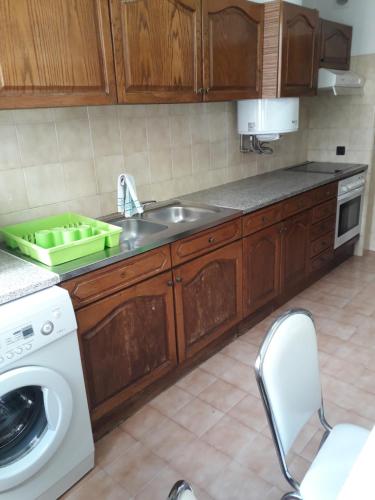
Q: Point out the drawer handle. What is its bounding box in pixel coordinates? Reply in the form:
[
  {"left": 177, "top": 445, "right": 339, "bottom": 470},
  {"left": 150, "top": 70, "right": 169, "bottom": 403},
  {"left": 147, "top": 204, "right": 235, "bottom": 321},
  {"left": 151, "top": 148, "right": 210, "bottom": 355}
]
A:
[
  {"left": 175, "top": 276, "right": 183, "bottom": 284},
  {"left": 208, "top": 236, "right": 216, "bottom": 244},
  {"left": 262, "top": 216, "right": 268, "bottom": 224}
]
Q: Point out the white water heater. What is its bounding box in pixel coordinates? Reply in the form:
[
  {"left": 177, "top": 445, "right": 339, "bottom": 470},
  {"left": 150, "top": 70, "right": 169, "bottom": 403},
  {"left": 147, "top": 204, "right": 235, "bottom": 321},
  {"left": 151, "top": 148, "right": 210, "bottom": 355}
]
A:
[{"left": 237, "top": 98, "right": 300, "bottom": 141}]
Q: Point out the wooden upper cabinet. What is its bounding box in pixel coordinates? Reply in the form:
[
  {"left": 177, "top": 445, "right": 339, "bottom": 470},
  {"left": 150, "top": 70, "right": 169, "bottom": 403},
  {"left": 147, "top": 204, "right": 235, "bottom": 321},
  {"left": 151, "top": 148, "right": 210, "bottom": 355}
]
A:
[
  {"left": 319, "top": 19, "right": 352, "bottom": 70},
  {"left": 110, "top": 0, "right": 202, "bottom": 104},
  {"left": 202, "top": 0, "right": 264, "bottom": 101},
  {"left": 0, "top": 0, "right": 117, "bottom": 109},
  {"left": 263, "top": 1, "right": 319, "bottom": 98}
]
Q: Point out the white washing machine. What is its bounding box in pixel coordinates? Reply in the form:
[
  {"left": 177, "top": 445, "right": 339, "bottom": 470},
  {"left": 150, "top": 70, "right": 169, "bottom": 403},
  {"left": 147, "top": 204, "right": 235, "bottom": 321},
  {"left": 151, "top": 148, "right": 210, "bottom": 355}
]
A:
[{"left": 0, "top": 286, "right": 94, "bottom": 499}]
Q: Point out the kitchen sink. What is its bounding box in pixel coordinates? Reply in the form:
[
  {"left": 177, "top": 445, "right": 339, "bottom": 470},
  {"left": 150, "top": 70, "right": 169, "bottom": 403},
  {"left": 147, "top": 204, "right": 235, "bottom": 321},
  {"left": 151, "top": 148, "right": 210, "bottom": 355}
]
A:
[
  {"left": 111, "top": 218, "right": 168, "bottom": 248},
  {"left": 142, "top": 204, "right": 220, "bottom": 224}
]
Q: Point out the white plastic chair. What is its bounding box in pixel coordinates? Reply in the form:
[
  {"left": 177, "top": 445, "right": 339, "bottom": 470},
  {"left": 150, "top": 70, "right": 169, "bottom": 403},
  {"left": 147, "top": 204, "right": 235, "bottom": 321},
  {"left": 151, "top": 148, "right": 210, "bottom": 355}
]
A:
[
  {"left": 254, "top": 309, "right": 370, "bottom": 500},
  {"left": 168, "top": 480, "right": 197, "bottom": 500}
]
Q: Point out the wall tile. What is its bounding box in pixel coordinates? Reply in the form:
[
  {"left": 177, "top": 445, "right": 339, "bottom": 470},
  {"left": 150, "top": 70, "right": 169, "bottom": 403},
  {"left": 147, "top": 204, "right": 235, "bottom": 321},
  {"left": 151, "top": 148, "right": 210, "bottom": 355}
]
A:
[
  {"left": 63, "top": 160, "right": 97, "bottom": 199},
  {"left": 120, "top": 117, "right": 147, "bottom": 155},
  {"left": 24, "top": 163, "right": 67, "bottom": 207},
  {"left": 191, "top": 114, "right": 209, "bottom": 144},
  {"left": 0, "top": 125, "right": 20, "bottom": 169},
  {"left": 172, "top": 146, "right": 193, "bottom": 179},
  {"left": 17, "top": 123, "right": 59, "bottom": 166},
  {"left": 0, "top": 169, "right": 28, "bottom": 214},
  {"left": 147, "top": 116, "right": 171, "bottom": 150},
  {"left": 53, "top": 107, "right": 88, "bottom": 122},
  {"left": 90, "top": 117, "right": 122, "bottom": 157},
  {"left": 0, "top": 111, "right": 14, "bottom": 125},
  {"left": 192, "top": 143, "right": 210, "bottom": 173},
  {"left": 149, "top": 149, "right": 172, "bottom": 183},
  {"left": 12, "top": 108, "right": 54, "bottom": 124},
  {"left": 124, "top": 152, "right": 150, "bottom": 186},
  {"left": 170, "top": 115, "right": 191, "bottom": 147},
  {"left": 57, "top": 119, "right": 92, "bottom": 161},
  {"left": 95, "top": 155, "right": 124, "bottom": 194}
]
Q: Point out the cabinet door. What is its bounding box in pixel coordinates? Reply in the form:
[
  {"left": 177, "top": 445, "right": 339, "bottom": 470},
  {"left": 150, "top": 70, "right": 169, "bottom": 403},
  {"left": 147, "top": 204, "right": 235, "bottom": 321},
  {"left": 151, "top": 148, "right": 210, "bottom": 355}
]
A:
[
  {"left": 243, "top": 224, "right": 281, "bottom": 317},
  {"left": 174, "top": 241, "right": 243, "bottom": 361},
  {"left": 0, "top": 0, "right": 116, "bottom": 109},
  {"left": 280, "top": 3, "right": 319, "bottom": 97},
  {"left": 319, "top": 19, "right": 352, "bottom": 71},
  {"left": 76, "top": 271, "right": 177, "bottom": 423},
  {"left": 281, "top": 211, "right": 310, "bottom": 290},
  {"left": 110, "top": 0, "right": 202, "bottom": 104},
  {"left": 202, "top": 0, "right": 263, "bottom": 101}
]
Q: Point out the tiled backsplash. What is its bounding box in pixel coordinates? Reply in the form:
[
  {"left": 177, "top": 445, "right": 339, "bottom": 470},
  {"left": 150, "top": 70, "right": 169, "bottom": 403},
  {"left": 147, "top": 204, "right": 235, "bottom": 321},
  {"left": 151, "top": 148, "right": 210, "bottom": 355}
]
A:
[
  {"left": 305, "top": 54, "right": 375, "bottom": 252},
  {"left": 0, "top": 102, "right": 307, "bottom": 227}
]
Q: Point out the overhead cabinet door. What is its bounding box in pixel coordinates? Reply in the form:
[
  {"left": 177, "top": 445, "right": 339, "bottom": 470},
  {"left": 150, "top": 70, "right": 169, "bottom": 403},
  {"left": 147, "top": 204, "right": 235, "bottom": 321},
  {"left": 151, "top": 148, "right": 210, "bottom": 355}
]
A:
[
  {"left": 202, "top": 0, "right": 264, "bottom": 101},
  {"left": 319, "top": 19, "right": 352, "bottom": 70},
  {"left": 0, "top": 0, "right": 117, "bottom": 108},
  {"left": 110, "top": 0, "right": 203, "bottom": 103}
]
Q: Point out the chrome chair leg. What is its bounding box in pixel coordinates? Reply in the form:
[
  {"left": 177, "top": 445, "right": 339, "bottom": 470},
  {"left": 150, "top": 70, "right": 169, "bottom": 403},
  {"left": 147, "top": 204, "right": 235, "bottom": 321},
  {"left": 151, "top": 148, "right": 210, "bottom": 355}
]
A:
[{"left": 281, "top": 492, "right": 303, "bottom": 500}]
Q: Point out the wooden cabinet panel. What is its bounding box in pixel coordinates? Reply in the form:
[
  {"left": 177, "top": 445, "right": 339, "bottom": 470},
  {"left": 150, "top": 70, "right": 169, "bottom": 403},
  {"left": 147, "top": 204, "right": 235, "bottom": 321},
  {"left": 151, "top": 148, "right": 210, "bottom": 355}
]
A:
[
  {"left": 62, "top": 246, "right": 171, "bottom": 309},
  {"left": 76, "top": 271, "right": 177, "bottom": 422},
  {"left": 174, "top": 241, "right": 242, "bottom": 361},
  {"left": 310, "top": 247, "right": 334, "bottom": 273},
  {"left": 110, "top": 0, "right": 202, "bottom": 104},
  {"left": 243, "top": 224, "right": 281, "bottom": 316},
  {"left": 311, "top": 199, "right": 336, "bottom": 224},
  {"left": 311, "top": 182, "right": 338, "bottom": 205},
  {"left": 282, "top": 191, "right": 313, "bottom": 218},
  {"left": 320, "top": 19, "right": 352, "bottom": 71},
  {"left": 280, "top": 2, "right": 319, "bottom": 97},
  {"left": 281, "top": 211, "right": 310, "bottom": 290},
  {"left": 243, "top": 203, "right": 283, "bottom": 236},
  {"left": 310, "top": 233, "right": 334, "bottom": 259},
  {"left": 202, "top": 0, "right": 264, "bottom": 101},
  {"left": 171, "top": 218, "right": 242, "bottom": 266},
  {"left": 310, "top": 215, "right": 336, "bottom": 242},
  {"left": 0, "top": 0, "right": 116, "bottom": 109}
]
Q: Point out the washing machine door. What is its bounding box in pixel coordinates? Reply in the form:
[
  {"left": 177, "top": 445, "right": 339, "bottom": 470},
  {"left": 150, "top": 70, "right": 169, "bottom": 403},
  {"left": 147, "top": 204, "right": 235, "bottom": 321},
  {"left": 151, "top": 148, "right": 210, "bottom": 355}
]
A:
[{"left": 0, "top": 366, "right": 73, "bottom": 492}]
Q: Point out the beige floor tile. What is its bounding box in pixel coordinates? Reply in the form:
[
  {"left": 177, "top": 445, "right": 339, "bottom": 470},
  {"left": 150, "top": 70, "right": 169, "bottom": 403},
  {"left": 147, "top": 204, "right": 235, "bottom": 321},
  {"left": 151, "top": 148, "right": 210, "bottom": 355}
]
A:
[
  {"left": 355, "top": 368, "right": 375, "bottom": 395},
  {"left": 321, "top": 355, "right": 365, "bottom": 383},
  {"left": 198, "top": 378, "right": 247, "bottom": 412},
  {"left": 176, "top": 367, "right": 217, "bottom": 396},
  {"left": 95, "top": 427, "right": 137, "bottom": 468},
  {"left": 228, "top": 394, "right": 268, "bottom": 432},
  {"left": 200, "top": 352, "right": 237, "bottom": 377},
  {"left": 63, "top": 468, "right": 131, "bottom": 500},
  {"left": 314, "top": 316, "right": 356, "bottom": 341},
  {"left": 221, "top": 339, "right": 259, "bottom": 366},
  {"left": 171, "top": 439, "right": 231, "bottom": 489},
  {"left": 171, "top": 398, "right": 224, "bottom": 437},
  {"left": 219, "top": 360, "right": 259, "bottom": 395},
  {"left": 104, "top": 441, "right": 167, "bottom": 496},
  {"left": 202, "top": 414, "right": 258, "bottom": 457},
  {"left": 120, "top": 405, "right": 168, "bottom": 440},
  {"left": 206, "top": 460, "right": 274, "bottom": 500},
  {"left": 149, "top": 385, "right": 194, "bottom": 417},
  {"left": 140, "top": 417, "right": 196, "bottom": 461}
]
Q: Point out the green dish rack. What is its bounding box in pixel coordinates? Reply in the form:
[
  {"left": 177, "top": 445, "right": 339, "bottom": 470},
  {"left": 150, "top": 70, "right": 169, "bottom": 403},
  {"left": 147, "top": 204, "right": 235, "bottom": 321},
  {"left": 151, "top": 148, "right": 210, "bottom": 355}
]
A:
[{"left": 1, "top": 213, "right": 123, "bottom": 266}]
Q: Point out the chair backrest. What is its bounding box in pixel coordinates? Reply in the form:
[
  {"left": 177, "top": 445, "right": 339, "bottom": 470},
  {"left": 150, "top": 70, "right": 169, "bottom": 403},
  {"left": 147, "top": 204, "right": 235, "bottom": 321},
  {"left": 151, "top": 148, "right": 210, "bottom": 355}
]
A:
[
  {"left": 168, "top": 480, "right": 197, "bottom": 500},
  {"left": 255, "top": 309, "right": 322, "bottom": 456}
]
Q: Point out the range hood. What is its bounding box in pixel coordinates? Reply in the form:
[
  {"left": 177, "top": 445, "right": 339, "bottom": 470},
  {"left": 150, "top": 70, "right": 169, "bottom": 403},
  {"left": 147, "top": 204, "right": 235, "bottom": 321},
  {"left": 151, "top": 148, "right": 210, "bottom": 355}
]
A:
[{"left": 318, "top": 68, "right": 365, "bottom": 96}]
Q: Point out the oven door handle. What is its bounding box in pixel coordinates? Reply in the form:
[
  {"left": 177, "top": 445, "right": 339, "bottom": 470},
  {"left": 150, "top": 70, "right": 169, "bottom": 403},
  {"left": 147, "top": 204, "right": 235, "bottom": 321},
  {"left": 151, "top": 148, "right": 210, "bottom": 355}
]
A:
[{"left": 338, "top": 186, "right": 365, "bottom": 203}]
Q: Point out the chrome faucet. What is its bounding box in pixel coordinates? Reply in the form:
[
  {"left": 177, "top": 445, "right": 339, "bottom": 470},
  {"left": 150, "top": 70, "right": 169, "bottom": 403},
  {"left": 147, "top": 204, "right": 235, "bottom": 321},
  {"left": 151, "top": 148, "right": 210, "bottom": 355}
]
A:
[{"left": 140, "top": 200, "right": 157, "bottom": 211}]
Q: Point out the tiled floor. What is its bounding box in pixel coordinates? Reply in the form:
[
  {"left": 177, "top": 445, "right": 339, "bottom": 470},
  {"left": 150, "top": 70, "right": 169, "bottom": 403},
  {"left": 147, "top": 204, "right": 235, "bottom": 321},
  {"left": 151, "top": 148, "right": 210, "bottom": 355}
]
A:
[{"left": 64, "top": 252, "right": 375, "bottom": 500}]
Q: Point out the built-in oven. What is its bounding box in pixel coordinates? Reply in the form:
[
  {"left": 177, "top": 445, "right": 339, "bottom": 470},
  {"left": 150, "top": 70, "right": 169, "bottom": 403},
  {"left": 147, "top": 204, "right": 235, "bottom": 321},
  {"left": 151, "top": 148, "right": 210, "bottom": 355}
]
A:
[{"left": 335, "top": 172, "right": 366, "bottom": 249}]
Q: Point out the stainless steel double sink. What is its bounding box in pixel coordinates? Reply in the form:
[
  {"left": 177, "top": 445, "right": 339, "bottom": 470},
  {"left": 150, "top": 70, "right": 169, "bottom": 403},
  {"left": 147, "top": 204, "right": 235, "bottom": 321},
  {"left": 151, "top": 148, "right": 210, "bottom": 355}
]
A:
[{"left": 106, "top": 201, "right": 234, "bottom": 250}]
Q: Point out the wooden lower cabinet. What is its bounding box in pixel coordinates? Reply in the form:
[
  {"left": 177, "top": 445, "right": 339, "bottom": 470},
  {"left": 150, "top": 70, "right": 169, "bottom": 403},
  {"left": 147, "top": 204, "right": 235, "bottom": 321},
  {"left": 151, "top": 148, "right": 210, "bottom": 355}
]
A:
[
  {"left": 243, "top": 224, "right": 281, "bottom": 316},
  {"left": 281, "top": 211, "right": 310, "bottom": 290},
  {"left": 174, "top": 241, "right": 243, "bottom": 361},
  {"left": 76, "top": 271, "right": 177, "bottom": 423}
]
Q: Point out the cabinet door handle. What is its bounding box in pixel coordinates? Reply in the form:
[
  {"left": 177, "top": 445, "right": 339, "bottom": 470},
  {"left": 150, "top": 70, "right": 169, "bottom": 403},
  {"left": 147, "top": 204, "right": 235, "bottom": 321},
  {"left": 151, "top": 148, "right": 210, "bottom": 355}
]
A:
[
  {"left": 167, "top": 280, "right": 174, "bottom": 287},
  {"left": 196, "top": 88, "right": 204, "bottom": 94},
  {"left": 175, "top": 276, "right": 183, "bottom": 284},
  {"left": 208, "top": 236, "right": 216, "bottom": 244}
]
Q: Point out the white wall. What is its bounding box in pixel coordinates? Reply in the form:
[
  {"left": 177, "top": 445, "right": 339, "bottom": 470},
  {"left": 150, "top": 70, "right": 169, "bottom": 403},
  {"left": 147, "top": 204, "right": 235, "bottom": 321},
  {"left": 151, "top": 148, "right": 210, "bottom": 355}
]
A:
[{"left": 303, "top": 0, "right": 375, "bottom": 56}]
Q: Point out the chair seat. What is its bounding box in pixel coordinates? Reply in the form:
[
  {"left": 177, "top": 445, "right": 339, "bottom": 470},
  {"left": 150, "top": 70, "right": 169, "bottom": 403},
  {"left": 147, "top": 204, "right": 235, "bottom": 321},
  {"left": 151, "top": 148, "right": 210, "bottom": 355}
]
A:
[{"left": 300, "top": 423, "right": 370, "bottom": 500}]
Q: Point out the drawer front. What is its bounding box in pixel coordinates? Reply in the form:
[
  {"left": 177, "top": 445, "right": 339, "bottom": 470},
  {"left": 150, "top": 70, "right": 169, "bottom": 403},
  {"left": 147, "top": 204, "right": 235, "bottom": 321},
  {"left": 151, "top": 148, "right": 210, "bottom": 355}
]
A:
[
  {"left": 282, "top": 191, "right": 313, "bottom": 218},
  {"left": 171, "top": 218, "right": 242, "bottom": 266},
  {"left": 311, "top": 182, "right": 338, "bottom": 204},
  {"left": 310, "top": 248, "right": 334, "bottom": 272},
  {"left": 310, "top": 215, "right": 336, "bottom": 241},
  {"left": 311, "top": 199, "right": 337, "bottom": 224},
  {"left": 61, "top": 245, "right": 171, "bottom": 309},
  {"left": 310, "top": 233, "right": 334, "bottom": 258},
  {"left": 243, "top": 203, "right": 283, "bottom": 236}
]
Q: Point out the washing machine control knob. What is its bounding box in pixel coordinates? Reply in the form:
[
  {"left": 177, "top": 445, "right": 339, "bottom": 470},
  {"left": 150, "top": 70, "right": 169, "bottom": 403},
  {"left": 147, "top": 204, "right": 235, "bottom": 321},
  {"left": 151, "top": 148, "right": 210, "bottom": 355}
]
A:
[
  {"left": 6, "top": 352, "right": 14, "bottom": 360},
  {"left": 15, "top": 347, "right": 23, "bottom": 355},
  {"left": 41, "top": 321, "right": 54, "bottom": 335}
]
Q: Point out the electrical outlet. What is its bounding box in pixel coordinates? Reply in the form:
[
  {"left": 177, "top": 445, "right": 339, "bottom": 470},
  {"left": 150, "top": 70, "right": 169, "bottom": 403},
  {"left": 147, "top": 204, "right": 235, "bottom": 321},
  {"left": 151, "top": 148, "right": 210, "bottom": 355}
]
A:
[{"left": 336, "top": 146, "right": 346, "bottom": 156}]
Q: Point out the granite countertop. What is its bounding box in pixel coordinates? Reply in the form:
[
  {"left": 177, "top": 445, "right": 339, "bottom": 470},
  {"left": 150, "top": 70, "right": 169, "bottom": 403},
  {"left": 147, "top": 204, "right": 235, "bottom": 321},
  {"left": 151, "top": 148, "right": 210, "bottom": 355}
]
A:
[
  {"left": 181, "top": 162, "right": 368, "bottom": 213},
  {"left": 0, "top": 250, "right": 59, "bottom": 306}
]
